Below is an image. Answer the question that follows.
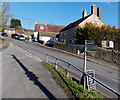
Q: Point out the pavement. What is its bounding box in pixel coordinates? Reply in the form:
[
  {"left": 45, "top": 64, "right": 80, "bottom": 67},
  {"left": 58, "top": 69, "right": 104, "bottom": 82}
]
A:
[
  {"left": 0, "top": 40, "right": 10, "bottom": 52},
  {"left": 1, "top": 42, "right": 69, "bottom": 98}
]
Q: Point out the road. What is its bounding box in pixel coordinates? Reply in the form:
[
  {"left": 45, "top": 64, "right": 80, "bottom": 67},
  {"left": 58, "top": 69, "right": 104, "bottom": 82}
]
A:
[
  {"left": 1, "top": 37, "right": 69, "bottom": 99},
  {"left": 2, "top": 37, "right": 120, "bottom": 98}
]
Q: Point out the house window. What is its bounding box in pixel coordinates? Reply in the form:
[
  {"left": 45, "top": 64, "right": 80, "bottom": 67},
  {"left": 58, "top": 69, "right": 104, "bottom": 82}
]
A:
[
  {"left": 61, "top": 39, "right": 63, "bottom": 42},
  {"left": 64, "top": 32, "right": 66, "bottom": 36},
  {"left": 93, "top": 20, "right": 98, "bottom": 25},
  {"left": 70, "top": 39, "right": 76, "bottom": 44},
  {"left": 60, "top": 32, "right": 63, "bottom": 36},
  {"left": 40, "top": 26, "right": 44, "bottom": 30},
  {"left": 64, "top": 39, "right": 66, "bottom": 43}
]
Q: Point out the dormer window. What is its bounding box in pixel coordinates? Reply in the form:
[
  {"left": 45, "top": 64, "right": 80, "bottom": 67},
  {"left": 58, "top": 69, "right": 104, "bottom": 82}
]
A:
[{"left": 40, "top": 26, "right": 44, "bottom": 30}]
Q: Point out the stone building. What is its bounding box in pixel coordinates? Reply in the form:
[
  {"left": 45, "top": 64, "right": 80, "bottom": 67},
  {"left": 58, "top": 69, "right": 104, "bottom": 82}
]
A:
[{"left": 59, "top": 5, "right": 104, "bottom": 44}]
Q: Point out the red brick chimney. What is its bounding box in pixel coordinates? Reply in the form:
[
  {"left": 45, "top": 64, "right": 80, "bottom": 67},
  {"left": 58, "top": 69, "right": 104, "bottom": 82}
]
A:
[
  {"left": 91, "top": 4, "right": 96, "bottom": 15},
  {"left": 97, "top": 7, "right": 101, "bottom": 20}
]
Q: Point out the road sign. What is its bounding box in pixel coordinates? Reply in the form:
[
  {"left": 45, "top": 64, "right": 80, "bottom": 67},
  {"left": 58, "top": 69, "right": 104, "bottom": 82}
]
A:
[
  {"left": 86, "top": 70, "right": 96, "bottom": 90},
  {"left": 86, "top": 40, "right": 94, "bottom": 44}
]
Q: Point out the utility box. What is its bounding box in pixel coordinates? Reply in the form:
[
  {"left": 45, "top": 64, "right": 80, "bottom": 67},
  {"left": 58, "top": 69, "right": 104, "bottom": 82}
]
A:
[
  {"left": 108, "top": 41, "right": 114, "bottom": 49},
  {"left": 101, "top": 40, "right": 107, "bottom": 48},
  {"left": 101, "top": 40, "right": 114, "bottom": 49}
]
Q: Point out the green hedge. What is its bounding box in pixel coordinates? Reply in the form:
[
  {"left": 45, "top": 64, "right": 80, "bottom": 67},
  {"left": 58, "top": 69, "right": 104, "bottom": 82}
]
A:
[{"left": 41, "top": 61, "right": 106, "bottom": 99}]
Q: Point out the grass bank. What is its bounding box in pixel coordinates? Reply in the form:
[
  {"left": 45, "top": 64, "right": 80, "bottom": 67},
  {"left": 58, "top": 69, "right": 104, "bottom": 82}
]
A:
[
  {"left": 41, "top": 61, "right": 106, "bottom": 99},
  {"left": 0, "top": 38, "right": 4, "bottom": 43}
]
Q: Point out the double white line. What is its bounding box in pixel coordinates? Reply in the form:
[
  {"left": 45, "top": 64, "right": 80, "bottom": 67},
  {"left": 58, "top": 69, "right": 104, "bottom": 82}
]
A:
[{"left": 10, "top": 43, "right": 43, "bottom": 62}]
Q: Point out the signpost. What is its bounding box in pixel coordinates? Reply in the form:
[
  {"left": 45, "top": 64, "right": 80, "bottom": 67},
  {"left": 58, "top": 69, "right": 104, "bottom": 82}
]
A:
[
  {"left": 86, "top": 40, "right": 94, "bottom": 44},
  {"left": 83, "top": 40, "right": 95, "bottom": 73},
  {"left": 83, "top": 40, "right": 95, "bottom": 90},
  {"left": 86, "top": 70, "right": 96, "bottom": 90}
]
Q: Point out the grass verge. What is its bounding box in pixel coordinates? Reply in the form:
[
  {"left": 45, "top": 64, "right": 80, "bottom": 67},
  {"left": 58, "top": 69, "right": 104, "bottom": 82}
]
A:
[
  {"left": 41, "top": 61, "right": 106, "bottom": 99},
  {"left": 0, "top": 38, "right": 4, "bottom": 43}
]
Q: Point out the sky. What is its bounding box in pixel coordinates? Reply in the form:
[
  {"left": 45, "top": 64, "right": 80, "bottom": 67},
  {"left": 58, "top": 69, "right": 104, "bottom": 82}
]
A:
[{"left": 8, "top": 2, "right": 119, "bottom": 30}]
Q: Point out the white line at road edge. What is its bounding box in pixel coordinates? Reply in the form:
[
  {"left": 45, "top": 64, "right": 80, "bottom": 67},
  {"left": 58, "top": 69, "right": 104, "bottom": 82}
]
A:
[{"left": 10, "top": 43, "right": 43, "bottom": 62}]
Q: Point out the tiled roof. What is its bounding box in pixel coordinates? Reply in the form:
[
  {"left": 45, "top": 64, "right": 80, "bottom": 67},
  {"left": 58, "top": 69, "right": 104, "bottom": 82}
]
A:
[
  {"left": 23, "top": 28, "right": 34, "bottom": 32},
  {"left": 15, "top": 30, "right": 24, "bottom": 34},
  {"left": 34, "top": 24, "right": 65, "bottom": 33},
  {"left": 60, "top": 14, "right": 91, "bottom": 32},
  {"left": 39, "top": 31, "right": 58, "bottom": 37}
]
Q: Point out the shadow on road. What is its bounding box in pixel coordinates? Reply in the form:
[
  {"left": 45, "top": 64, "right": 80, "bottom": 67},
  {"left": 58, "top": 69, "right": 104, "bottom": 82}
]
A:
[{"left": 12, "top": 55, "right": 57, "bottom": 100}]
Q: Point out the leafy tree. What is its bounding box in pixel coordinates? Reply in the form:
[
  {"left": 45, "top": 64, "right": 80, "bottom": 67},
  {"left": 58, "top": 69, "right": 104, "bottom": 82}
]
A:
[
  {"left": 76, "top": 22, "right": 120, "bottom": 49},
  {"left": 76, "top": 22, "right": 101, "bottom": 45},
  {"left": 0, "top": 2, "right": 13, "bottom": 32},
  {"left": 10, "top": 18, "right": 22, "bottom": 30}
]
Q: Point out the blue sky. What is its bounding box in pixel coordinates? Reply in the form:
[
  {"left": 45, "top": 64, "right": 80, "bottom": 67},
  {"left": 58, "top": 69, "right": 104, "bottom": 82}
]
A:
[{"left": 9, "top": 2, "right": 118, "bottom": 30}]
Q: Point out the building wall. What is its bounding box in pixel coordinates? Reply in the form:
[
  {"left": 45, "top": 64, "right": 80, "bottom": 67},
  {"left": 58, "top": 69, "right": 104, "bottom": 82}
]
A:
[
  {"left": 79, "top": 15, "right": 104, "bottom": 26},
  {"left": 4, "top": 28, "right": 15, "bottom": 35},
  {"left": 59, "top": 28, "right": 76, "bottom": 44},
  {"left": 40, "top": 36, "right": 51, "bottom": 44}
]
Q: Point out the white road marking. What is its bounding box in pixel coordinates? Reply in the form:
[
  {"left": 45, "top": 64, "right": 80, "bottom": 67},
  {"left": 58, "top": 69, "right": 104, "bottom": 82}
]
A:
[
  {"left": 10, "top": 43, "right": 119, "bottom": 83},
  {"left": 10, "top": 43, "right": 43, "bottom": 62}
]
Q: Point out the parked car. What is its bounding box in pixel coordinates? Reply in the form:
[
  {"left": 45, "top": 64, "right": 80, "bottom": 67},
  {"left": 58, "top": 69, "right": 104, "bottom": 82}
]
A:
[
  {"left": 1, "top": 33, "right": 8, "bottom": 37},
  {"left": 11, "top": 34, "right": 19, "bottom": 39},
  {"left": 17, "top": 34, "right": 25, "bottom": 40},
  {"left": 45, "top": 40, "right": 58, "bottom": 47}
]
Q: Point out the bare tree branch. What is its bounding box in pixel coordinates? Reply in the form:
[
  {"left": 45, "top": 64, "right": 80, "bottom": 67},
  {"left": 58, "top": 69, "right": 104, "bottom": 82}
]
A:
[{"left": 0, "top": 2, "right": 14, "bottom": 32}]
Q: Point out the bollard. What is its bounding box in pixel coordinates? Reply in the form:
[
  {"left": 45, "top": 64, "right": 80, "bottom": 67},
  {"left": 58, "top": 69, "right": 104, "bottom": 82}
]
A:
[
  {"left": 29, "top": 36, "right": 32, "bottom": 42},
  {"left": 67, "top": 64, "right": 70, "bottom": 77},
  {"left": 55, "top": 58, "right": 58, "bottom": 69},
  {"left": 77, "top": 50, "right": 80, "bottom": 55},
  {"left": 46, "top": 54, "right": 48, "bottom": 63}
]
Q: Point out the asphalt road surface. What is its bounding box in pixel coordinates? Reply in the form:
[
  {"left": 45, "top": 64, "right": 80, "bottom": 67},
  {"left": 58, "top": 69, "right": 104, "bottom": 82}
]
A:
[
  {"left": 1, "top": 39, "right": 69, "bottom": 99},
  {"left": 2, "top": 37, "right": 120, "bottom": 99}
]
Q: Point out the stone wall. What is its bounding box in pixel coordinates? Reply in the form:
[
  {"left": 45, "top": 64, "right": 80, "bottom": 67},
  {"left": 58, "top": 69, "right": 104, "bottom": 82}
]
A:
[
  {"left": 53, "top": 43, "right": 77, "bottom": 54},
  {"left": 54, "top": 43, "right": 120, "bottom": 65},
  {"left": 87, "top": 48, "right": 120, "bottom": 65}
]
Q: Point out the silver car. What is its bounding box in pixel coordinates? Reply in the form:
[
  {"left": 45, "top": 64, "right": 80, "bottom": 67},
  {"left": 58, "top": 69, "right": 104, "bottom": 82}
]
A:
[{"left": 18, "top": 34, "right": 25, "bottom": 40}]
